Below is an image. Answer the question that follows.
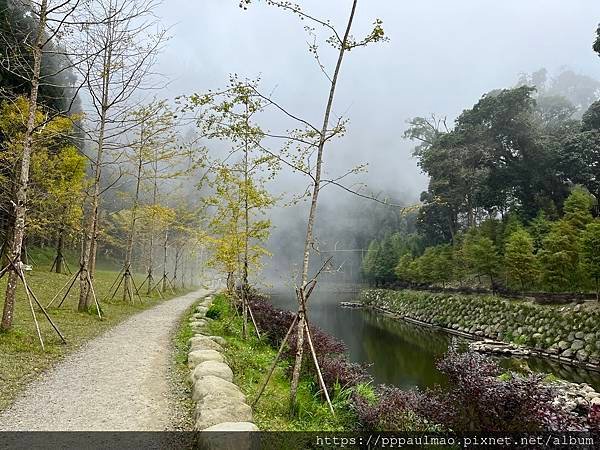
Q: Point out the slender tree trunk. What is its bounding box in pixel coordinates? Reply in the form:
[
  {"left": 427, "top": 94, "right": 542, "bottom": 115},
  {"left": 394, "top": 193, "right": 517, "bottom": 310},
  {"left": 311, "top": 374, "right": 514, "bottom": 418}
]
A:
[
  {"left": 147, "top": 164, "right": 158, "bottom": 295},
  {"left": 78, "top": 112, "right": 105, "bottom": 312},
  {"left": 1, "top": 0, "right": 47, "bottom": 331},
  {"left": 173, "top": 246, "right": 180, "bottom": 283},
  {"left": 226, "top": 271, "right": 234, "bottom": 293},
  {"left": 54, "top": 228, "right": 65, "bottom": 274},
  {"left": 79, "top": 14, "right": 114, "bottom": 311},
  {"left": 289, "top": 0, "right": 358, "bottom": 409},
  {"left": 123, "top": 126, "right": 144, "bottom": 302},
  {"left": 161, "top": 229, "right": 168, "bottom": 292},
  {"left": 242, "top": 106, "right": 250, "bottom": 339}
]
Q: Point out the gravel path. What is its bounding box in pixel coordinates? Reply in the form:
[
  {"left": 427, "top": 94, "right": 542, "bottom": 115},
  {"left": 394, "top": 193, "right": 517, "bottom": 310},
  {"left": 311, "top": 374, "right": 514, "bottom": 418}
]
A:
[{"left": 0, "top": 289, "right": 209, "bottom": 431}]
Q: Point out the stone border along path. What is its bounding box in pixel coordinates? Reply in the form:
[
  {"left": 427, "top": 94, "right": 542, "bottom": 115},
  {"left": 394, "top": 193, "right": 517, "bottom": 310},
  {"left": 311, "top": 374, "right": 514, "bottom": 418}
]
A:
[
  {"left": 0, "top": 289, "right": 213, "bottom": 431},
  {"left": 187, "top": 295, "right": 258, "bottom": 432}
]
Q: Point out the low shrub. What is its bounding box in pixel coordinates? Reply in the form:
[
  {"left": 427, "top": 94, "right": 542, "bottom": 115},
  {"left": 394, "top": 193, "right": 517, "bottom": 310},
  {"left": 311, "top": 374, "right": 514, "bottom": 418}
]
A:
[
  {"left": 589, "top": 405, "right": 600, "bottom": 430},
  {"left": 319, "top": 357, "right": 372, "bottom": 391},
  {"left": 353, "top": 385, "right": 435, "bottom": 431},
  {"left": 205, "top": 305, "right": 221, "bottom": 320},
  {"left": 238, "top": 291, "right": 592, "bottom": 432},
  {"left": 419, "top": 349, "right": 580, "bottom": 432}
]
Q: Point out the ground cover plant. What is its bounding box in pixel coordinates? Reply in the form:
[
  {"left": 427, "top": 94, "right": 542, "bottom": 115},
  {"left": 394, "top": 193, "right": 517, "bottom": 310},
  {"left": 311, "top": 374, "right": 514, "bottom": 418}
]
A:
[{"left": 209, "top": 290, "right": 600, "bottom": 432}]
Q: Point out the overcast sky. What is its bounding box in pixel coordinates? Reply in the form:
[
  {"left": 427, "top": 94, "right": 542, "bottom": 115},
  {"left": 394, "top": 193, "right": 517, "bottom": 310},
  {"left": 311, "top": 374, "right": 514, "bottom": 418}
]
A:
[
  {"left": 149, "top": 1, "right": 600, "bottom": 280},
  {"left": 155, "top": 0, "right": 600, "bottom": 201}
]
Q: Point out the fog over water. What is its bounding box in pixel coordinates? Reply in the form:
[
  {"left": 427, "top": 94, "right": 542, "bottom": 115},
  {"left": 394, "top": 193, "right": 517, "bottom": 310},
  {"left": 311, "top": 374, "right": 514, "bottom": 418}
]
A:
[{"left": 155, "top": 0, "right": 600, "bottom": 282}]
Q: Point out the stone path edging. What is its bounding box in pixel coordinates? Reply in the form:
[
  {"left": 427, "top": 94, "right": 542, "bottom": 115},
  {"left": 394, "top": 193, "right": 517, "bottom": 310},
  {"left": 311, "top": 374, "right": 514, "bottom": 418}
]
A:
[{"left": 187, "top": 295, "right": 258, "bottom": 432}]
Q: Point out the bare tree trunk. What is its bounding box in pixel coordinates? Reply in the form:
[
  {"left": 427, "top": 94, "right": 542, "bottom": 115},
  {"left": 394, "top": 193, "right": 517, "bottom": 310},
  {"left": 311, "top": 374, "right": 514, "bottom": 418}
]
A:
[
  {"left": 78, "top": 106, "right": 106, "bottom": 312},
  {"left": 226, "top": 272, "right": 234, "bottom": 294},
  {"left": 78, "top": 10, "right": 113, "bottom": 311},
  {"left": 147, "top": 163, "right": 158, "bottom": 295},
  {"left": 242, "top": 106, "right": 250, "bottom": 339},
  {"left": 53, "top": 228, "right": 65, "bottom": 274},
  {"left": 123, "top": 125, "right": 144, "bottom": 302},
  {"left": 1, "top": 0, "right": 47, "bottom": 331},
  {"left": 289, "top": 0, "right": 358, "bottom": 408},
  {"left": 173, "top": 246, "right": 180, "bottom": 283},
  {"left": 161, "top": 229, "right": 168, "bottom": 292}
]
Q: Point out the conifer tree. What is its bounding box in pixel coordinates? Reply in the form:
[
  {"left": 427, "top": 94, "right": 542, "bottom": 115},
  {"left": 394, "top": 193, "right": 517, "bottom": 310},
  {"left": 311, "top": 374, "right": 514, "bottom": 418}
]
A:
[{"left": 504, "top": 228, "right": 538, "bottom": 291}]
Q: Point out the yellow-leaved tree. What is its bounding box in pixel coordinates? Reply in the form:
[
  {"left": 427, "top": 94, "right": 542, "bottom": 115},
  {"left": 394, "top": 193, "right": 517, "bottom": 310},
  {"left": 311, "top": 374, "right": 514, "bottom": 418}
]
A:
[{"left": 0, "top": 97, "right": 84, "bottom": 330}]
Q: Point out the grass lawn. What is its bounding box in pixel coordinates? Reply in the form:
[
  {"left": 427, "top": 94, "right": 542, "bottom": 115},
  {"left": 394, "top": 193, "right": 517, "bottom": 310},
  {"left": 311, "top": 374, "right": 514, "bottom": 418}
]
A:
[
  {"left": 0, "top": 255, "right": 190, "bottom": 411},
  {"left": 206, "top": 293, "right": 357, "bottom": 431}
]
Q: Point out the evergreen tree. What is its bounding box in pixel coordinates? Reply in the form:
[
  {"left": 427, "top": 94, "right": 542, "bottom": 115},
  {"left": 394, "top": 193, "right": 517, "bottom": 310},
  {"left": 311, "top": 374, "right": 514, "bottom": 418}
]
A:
[
  {"left": 563, "top": 187, "right": 594, "bottom": 231},
  {"left": 500, "top": 213, "right": 523, "bottom": 253},
  {"left": 581, "top": 220, "right": 600, "bottom": 300},
  {"left": 362, "top": 240, "right": 381, "bottom": 285},
  {"left": 528, "top": 211, "right": 551, "bottom": 253},
  {"left": 395, "top": 253, "right": 415, "bottom": 284},
  {"left": 430, "top": 244, "right": 454, "bottom": 287},
  {"left": 461, "top": 233, "right": 500, "bottom": 288},
  {"left": 504, "top": 229, "right": 538, "bottom": 290},
  {"left": 539, "top": 220, "right": 580, "bottom": 291}
]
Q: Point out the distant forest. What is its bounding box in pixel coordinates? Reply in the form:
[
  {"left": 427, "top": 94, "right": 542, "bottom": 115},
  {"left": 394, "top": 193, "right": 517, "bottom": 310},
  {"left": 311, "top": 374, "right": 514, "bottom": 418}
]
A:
[{"left": 363, "top": 68, "right": 600, "bottom": 296}]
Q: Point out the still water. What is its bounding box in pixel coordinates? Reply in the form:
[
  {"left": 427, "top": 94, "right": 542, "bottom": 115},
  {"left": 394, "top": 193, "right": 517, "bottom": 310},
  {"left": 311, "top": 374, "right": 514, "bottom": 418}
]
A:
[{"left": 269, "top": 286, "right": 600, "bottom": 391}]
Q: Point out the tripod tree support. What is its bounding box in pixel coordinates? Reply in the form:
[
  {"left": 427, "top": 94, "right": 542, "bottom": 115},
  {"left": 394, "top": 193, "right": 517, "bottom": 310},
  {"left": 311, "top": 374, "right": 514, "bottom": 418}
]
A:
[
  {"left": 47, "top": 269, "right": 80, "bottom": 308},
  {"left": 46, "top": 265, "right": 101, "bottom": 319},
  {"left": 3, "top": 257, "right": 68, "bottom": 349},
  {"left": 254, "top": 258, "right": 336, "bottom": 414},
  {"left": 304, "top": 318, "right": 334, "bottom": 414},
  {"left": 252, "top": 314, "right": 297, "bottom": 408},
  {"left": 106, "top": 266, "right": 142, "bottom": 305}
]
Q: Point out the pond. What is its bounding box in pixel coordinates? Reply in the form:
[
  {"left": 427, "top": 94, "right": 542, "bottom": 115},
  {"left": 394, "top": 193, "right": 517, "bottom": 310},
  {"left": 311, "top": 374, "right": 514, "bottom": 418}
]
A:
[{"left": 269, "top": 285, "right": 600, "bottom": 391}]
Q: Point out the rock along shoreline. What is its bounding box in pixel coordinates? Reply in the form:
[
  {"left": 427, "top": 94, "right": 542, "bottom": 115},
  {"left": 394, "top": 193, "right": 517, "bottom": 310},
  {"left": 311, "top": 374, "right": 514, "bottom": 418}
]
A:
[{"left": 357, "top": 289, "right": 600, "bottom": 374}]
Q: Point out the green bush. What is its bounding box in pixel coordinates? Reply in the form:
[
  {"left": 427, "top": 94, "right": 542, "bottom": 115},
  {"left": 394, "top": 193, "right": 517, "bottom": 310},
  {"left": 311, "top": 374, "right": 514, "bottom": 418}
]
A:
[{"left": 205, "top": 304, "right": 221, "bottom": 320}]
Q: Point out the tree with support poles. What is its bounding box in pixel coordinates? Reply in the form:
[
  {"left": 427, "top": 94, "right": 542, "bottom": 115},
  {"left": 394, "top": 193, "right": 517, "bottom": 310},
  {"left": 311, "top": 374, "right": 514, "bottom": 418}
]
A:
[
  {"left": 0, "top": 98, "right": 85, "bottom": 278},
  {"left": 185, "top": 76, "right": 277, "bottom": 339},
  {"left": 234, "top": 0, "right": 388, "bottom": 413},
  {"left": 0, "top": 90, "right": 84, "bottom": 331},
  {"left": 110, "top": 100, "right": 180, "bottom": 304},
  {"left": 74, "top": 0, "right": 168, "bottom": 313}
]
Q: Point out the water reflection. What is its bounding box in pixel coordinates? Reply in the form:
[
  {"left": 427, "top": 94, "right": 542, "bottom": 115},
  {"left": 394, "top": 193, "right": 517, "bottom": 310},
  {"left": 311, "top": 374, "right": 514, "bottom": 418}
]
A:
[{"left": 269, "top": 286, "right": 600, "bottom": 391}]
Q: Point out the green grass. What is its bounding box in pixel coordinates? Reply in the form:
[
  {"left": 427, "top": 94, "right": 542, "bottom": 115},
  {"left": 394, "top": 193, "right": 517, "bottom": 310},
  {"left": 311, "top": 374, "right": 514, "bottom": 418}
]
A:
[
  {"left": 206, "top": 294, "right": 358, "bottom": 431},
  {"left": 25, "top": 246, "right": 120, "bottom": 272},
  {"left": 0, "top": 260, "right": 189, "bottom": 411}
]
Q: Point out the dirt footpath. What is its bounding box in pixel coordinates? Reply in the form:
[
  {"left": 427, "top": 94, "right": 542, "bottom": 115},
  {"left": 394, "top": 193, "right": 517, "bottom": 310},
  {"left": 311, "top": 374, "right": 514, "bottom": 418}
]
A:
[{"left": 0, "top": 289, "right": 208, "bottom": 431}]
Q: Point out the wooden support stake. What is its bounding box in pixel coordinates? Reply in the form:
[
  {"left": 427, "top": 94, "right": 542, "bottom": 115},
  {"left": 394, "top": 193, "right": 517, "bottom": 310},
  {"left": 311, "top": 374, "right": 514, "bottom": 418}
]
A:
[
  {"left": 22, "top": 273, "right": 67, "bottom": 344},
  {"left": 252, "top": 314, "right": 298, "bottom": 408},
  {"left": 56, "top": 268, "right": 82, "bottom": 309},
  {"left": 247, "top": 303, "right": 261, "bottom": 339},
  {"left": 304, "top": 319, "right": 334, "bottom": 415},
  {"left": 135, "top": 273, "right": 149, "bottom": 295},
  {"left": 0, "top": 264, "right": 10, "bottom": 280},
  {"left": 23, "top": 271, "right": 44, "bottom": 350},
  {"left": 107, "top": 269, "right": 126, "bottom": 302},
  {"left": 86, "top": 271, "right": 102, "bottom": 319},
  {"left": 6, "top": 256, "right": 67, "bottom": 345},
  {"left": 129, "top": 272, "right": 144, "bottom": 303},
  {"left": 47, "top": 270, "right": 79, "bottom": 308}
]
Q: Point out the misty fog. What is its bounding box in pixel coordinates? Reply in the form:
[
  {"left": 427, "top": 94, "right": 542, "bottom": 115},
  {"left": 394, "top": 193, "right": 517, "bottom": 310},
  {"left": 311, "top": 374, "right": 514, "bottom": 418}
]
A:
[{"left": 152, "top": 0, "right": 600, "bottom": 283}]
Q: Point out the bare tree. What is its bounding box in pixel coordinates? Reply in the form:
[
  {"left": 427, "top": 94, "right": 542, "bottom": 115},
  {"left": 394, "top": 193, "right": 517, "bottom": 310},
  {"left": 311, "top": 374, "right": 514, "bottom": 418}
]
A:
[
  {"left": 116, "top": 100, "right": 177, "bottom": 302},
  {"left": 239, "top": 0, "right": 387, "bottom": 410},
  {"left": 75, "top": 0, "right": 167, "bottom": 312}
]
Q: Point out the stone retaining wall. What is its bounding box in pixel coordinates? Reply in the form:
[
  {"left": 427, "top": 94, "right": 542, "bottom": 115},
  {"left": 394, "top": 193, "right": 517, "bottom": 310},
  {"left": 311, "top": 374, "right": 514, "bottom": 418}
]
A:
[
  {"left": 360, "top": 289, "right": 600, "bottom": 372},
  {"left": 186, "top": 294, "right": 257, "bottom": 432}
]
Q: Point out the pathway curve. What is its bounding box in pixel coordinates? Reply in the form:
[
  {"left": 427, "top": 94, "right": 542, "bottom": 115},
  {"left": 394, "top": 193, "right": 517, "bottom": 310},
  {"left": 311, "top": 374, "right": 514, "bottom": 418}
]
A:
[{"left": 0, "top": 289, "right": 209, "bottom": 431}]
